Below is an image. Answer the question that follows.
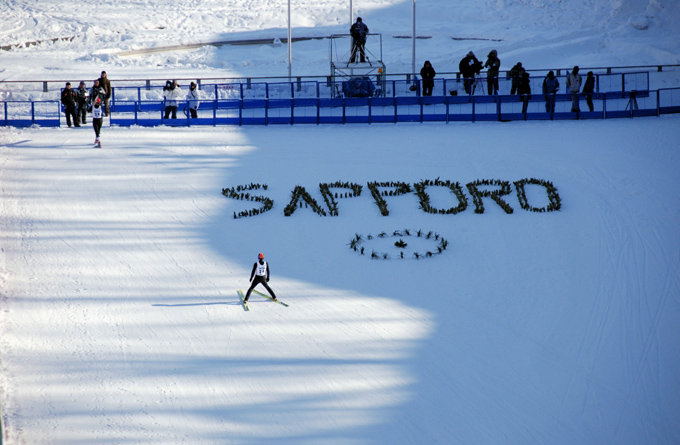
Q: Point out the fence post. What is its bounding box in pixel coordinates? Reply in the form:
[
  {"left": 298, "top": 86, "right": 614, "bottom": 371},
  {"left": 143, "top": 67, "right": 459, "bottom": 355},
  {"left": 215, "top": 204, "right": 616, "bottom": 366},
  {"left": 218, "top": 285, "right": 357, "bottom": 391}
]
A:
[
  {"left": 471, "top": 96, "right": 476, "bottom": 123},
  {"left": 146, "top": 80, "right": 151, "bottom": 90},
  {"left": 622, "top": 73, "right": 625, "bottom": 97},
  {"left": 31, "top": 101, "right": 36, "bottom": 125},
  {"left": 43, "top": 81, "right": 48, "bottom": 93},
  {"left": 445, "top": 97, "right": 450, "bottom": 124},
  {"left": 656, "top": 90, "right": 660, "bottom": 116},
  {"left": 296, "top": 76, "right": 302, "bottom": 92},
  {"left": 496, "top": 95, "right": 501, "bottom": 121}
]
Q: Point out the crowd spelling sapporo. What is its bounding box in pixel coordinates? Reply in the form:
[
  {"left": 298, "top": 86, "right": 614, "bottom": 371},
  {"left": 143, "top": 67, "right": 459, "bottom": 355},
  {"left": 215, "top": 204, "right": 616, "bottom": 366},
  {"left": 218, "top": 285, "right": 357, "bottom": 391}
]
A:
[{"left": 222, "top": 178, "right": 562, "bottom": 219}]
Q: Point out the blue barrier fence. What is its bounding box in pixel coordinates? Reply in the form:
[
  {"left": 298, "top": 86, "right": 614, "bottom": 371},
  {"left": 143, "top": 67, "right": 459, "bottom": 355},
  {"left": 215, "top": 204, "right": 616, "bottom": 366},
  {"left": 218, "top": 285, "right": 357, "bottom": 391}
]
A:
[
  {"left": 2, "top": 88, "right": 679, "bottom": 128},
  {"left": 108, "top": 71, "right": 650, "bottom": 103}
]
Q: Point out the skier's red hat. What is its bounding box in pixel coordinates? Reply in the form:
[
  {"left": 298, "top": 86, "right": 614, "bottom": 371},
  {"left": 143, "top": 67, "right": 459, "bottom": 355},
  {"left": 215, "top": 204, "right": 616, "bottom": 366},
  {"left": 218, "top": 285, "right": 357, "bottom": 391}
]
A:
[{"left": 258, "top": 252, "right": 264, "bottom": 259}]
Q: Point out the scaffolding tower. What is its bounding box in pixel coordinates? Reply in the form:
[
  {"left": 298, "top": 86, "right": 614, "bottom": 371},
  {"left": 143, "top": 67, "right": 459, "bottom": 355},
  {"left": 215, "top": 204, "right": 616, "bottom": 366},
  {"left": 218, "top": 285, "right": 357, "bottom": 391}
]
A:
[{"left": 329, "top": 33, "right": 386, "bottom": 98}]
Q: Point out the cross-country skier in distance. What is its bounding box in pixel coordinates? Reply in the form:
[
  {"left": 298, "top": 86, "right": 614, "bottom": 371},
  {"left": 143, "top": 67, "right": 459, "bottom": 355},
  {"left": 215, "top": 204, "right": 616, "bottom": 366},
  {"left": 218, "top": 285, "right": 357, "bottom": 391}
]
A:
[{"left": 244, "top": 252, "right": 277, "bottom": 302}]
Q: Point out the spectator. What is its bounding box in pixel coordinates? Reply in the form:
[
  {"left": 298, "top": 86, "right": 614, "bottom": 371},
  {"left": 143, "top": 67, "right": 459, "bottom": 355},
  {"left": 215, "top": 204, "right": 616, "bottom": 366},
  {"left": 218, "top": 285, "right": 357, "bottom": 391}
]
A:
[
  {"left": 163, "top": 80, "right": 182, "bottom": 119},
  {"left": 566, "top": 65, "right": 582, "bottom": 113},
  {"left": 509, "top": 62, "right": 525, "bottom": 95},
  {"left": 518, "top": 72, "right": 531, "bottom": 114},
  {"left": 484, "top": 49, "right": 501, "bottom": 95},
  {"left": 76, "top": 81, "right": 89, "bottom": 125},
  {"left": 459, "top": 51, "right": 482, "bottom": 95},
  {"left": 420, "top": 61, "right": 436, "bottom": 96},
  {"left": 583, "top": 71, "right": 595, "bottom": 112},
  {"left": 349, "top": 17, "right": 369, "bottom": 63},
  {"left": 98, "top": 70, "right": 112, "bottom": 116},
  {"left": 542, "top": 70, "right": 559, "bottom": 114},
  {"left": 89, "top": 79, "right": 106, "bottom": 108},
  {"left": 60, "top": 82, "right": 79, "bottom": 127},
  {"left": 186, "top": 81, "right": 199, "bottom": 118}
]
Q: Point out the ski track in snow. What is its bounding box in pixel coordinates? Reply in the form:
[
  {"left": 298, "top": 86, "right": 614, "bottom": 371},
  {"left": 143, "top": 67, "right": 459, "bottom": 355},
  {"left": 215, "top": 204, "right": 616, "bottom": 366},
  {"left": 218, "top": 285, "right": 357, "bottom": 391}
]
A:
[{"left": 1, "top": 120, "right": 680, "bottom": 443}]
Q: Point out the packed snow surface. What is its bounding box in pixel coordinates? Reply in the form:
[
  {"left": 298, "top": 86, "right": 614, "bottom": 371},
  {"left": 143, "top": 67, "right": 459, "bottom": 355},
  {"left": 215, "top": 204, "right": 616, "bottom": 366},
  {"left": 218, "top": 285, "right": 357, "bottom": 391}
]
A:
[{"left": 1, "top": 0, "right": 680, "bottom": 444}]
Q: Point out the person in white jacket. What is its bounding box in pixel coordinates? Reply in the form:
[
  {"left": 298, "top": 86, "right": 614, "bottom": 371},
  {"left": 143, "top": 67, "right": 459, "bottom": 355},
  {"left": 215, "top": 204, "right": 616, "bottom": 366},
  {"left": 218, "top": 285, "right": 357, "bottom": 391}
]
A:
[
  {"left": 186, "top": 82, "right": 199, "bottom": 118},
  {"left": 163, "top": 80, "right": 182, "bottom": 119},
  {"left": 566, "top": 66, "right": 582, "bottom": 113}
]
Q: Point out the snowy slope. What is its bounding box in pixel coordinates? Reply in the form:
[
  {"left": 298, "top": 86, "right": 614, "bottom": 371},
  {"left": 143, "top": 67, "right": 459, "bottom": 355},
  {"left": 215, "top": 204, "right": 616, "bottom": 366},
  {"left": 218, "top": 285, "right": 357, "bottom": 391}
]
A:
[
  {"left": 1, "top": 0, "right": 680, "bottom": 80},
  {"left": 2, "top": 0, "right": 680, "bottom": 444}
]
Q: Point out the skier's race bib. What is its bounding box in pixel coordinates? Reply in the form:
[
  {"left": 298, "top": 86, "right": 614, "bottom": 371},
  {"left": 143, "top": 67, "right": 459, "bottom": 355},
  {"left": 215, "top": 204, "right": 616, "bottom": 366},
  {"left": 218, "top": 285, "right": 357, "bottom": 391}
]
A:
[{"left": 256, "top": 261, "right": 267, "bottom": 276}]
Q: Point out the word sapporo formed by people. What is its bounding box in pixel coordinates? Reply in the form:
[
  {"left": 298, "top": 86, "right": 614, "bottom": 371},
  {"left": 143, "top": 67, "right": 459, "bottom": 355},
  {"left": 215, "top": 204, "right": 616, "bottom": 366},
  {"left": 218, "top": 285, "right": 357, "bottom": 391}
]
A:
[{"left": 221, "top": 178, "right": 561, "bottom": 219}]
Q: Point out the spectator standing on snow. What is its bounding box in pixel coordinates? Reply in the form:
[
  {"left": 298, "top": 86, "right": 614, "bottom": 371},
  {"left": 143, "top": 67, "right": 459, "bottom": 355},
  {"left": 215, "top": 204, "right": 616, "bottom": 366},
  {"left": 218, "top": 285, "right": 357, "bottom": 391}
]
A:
[
  {"left": 243, "top": 252, "right": 277, "bottom": 303},
  {"left": 583, "top": 71, "right": 595, "bottom": 112},
  {"left": 542, "top": 70, "right": 559, "bottom": 114},
  {"left": 518, "top": 72, "right": 531, "bottom": 114},
  {"left": 420, "top": 60, "right": 436, "bottom": 96},
  {"left": 76, "top": 81, "right": 89, "bottom": 125},
  {"left": 60, "top": 82, "right": 79, "bottom": 127},
  {"left": 186, "top": 81, "right": 199, "bottom": 118},
  {"left": 459, "top": 51, "right": 482, "bottom": 95},
  {"left": 484, "top": 49, "right": 501, "bottom": 95},
  {"left": 89, "top": 79, "right": 106, "bottom": 108},
  {"left": 163, "top": 80, "right": 182, "bottom": 119},
  {"left": 509, "top": 62, "right": 525, "bottom": 95},
  {"left": 349, "top": 17, "right": 369, "bottom": 63},
  {"left": 98, "top": 71, "right": 112, "bottom": 116},
  {"left": 566, "top": 65, "right": 582, "bottom": 113}
]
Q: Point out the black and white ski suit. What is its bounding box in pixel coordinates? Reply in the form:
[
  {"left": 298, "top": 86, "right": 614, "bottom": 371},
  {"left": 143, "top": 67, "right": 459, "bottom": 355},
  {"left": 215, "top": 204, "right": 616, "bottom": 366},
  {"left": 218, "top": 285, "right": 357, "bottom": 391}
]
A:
[{"left": 244, "top": 259, "right": 277, "bottom": 300}]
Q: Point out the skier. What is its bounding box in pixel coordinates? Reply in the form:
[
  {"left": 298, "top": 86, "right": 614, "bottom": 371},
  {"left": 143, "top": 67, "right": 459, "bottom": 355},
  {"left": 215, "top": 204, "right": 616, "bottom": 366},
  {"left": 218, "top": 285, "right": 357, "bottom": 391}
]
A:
[
  {"left": 92, "top": 96, "right": 104, "bottom": 147},
  {"left": 244, "top": 252, "right": 277, "bottom": 302}
]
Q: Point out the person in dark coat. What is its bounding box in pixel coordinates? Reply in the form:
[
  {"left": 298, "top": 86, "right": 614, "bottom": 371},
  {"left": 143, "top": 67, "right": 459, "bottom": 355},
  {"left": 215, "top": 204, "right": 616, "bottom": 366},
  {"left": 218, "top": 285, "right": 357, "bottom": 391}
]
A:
[
  {"left": 484, "top": 49, "right": 501, "bottom": 95},
  {"left": 518, "top": 72, "right": 531, "bottom": 114},
  {"left": 420, "top": 60, "right": 436, "bottom": 96},
  {"left": 582, "top": 71, "right": 595, "bottom": 112},
  {"left": 509, "top": 62, "right": 525, "bottom": 95},
  {"left": 60, "top": 82, "right": 79, "bottom": 127},
  {"left": 542, "top": 70, "right": 559, "bottom": 114},
  {"left": 349, "top": 17, "right": 369, "bottom": 63},
  {"left": 459, "top": 51, "right": 482, "bottom": 95},
  {"left": 89, "top": 79, "right": 106, "bottom": 108},
  {"left": 98, "top": 70, "right": 112, "bottom": 116},
  {"left": 75, "top": 81, "right": 89, "bottom": 124}
]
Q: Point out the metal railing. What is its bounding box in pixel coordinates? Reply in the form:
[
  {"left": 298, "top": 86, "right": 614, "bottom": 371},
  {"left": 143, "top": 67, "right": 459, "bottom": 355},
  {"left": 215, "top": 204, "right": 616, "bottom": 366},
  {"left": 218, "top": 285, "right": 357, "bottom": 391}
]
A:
[
  {"left": 1, "top": 64, "right": 676, "bottom": 98},
  {"left": 3, "top": 88, "right": 678, "bottom": 128}
]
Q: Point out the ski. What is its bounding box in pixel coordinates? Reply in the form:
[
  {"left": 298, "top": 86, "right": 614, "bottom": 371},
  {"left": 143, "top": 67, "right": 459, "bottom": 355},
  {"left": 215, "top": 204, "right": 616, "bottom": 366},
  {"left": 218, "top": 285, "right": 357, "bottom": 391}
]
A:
[
  {"left": 252, "top": 289, "right": 289, "bottom": 307},
  {"left": 237, "top": 289, "right": 249, "bottom": 311}
]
